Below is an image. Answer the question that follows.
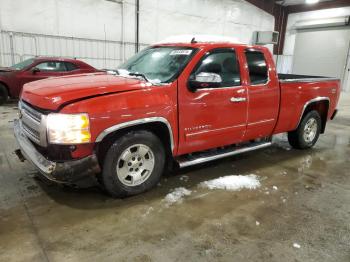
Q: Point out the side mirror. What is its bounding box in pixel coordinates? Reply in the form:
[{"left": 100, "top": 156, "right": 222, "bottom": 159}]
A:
[
  {"left": 188, "top": 72, "right": 222, "bottom": 91},
  {"left": 32, "top": 67, "right": 40, "bottom": 74}
]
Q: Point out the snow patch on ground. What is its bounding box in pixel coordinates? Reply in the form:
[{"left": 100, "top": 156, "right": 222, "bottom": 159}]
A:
[
  {"left": 199, "top": 174, "right": 261, "bottom": 191},
  {"left": 142, "top": 207, "right": 154, "bottom": 218},
  {"left": 164, "top": 187, "right": 192, "bottom": 205},
  {"left": 280, "top": 171, "right": 288, "bottom": 176},
  {"left": 179, "top": 175, "right": 189, "bottom": 182},
  {"left": 293, "top": 243, "right": 301, "bottom": 249}
]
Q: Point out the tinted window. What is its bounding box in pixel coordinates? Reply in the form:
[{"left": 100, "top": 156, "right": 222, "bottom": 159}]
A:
[
  {"left": 35, "top": 61, "right": 67, "bottom": 72},
  {"left": 245, "top": 51, "right": 268, "bottom": 85},
  {"left": 191, "top": 49, "right": 241, "bottom": 88},
  {"left": 65, "top": 62, "right": 79, "bottom": 71}
]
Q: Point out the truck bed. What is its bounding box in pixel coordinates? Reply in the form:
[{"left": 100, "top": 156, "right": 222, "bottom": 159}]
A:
[
  {"left": 278, "top": 73, "right": 338, "bottom": 83},
  {"left": 274, "top": 74, "right": 340, "bottom": 135}
]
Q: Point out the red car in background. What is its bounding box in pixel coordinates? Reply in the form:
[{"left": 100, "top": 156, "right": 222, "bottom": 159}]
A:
[{"left": 0, "top": 57, "right": 98, "bottom": 105}]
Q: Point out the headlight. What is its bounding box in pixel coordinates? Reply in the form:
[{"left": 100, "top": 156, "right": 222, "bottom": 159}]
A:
[{"left": 47, "top": 113, "right": 91, "bottom": 144}]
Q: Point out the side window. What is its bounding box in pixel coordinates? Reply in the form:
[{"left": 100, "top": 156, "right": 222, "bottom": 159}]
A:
[
  {"left": 35, "top": 61, "right": 67, "bottom": 72},
  {"left": 190, "top": 49, "right": 241, "bottom": 88},
  {"left": 65, "top": 62, "right": 79, "bottom": 71},
  {"left": 245, "top": 50, "right": 268, "bottom": 85}
]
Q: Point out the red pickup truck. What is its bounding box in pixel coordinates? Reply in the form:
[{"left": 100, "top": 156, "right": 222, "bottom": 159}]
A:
[
  {"left": 14, "top": 38, "right": 340, "bottom": 197},
  {"left": 0, "top": 57, "right": 98, "bottom": 105}
]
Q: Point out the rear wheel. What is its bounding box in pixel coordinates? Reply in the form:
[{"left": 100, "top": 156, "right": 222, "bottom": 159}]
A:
[
  {"left": 288, "top": 110, "right": 321, "bottom": 149},
  {"left": 0, "top": 84, "right": 9, "bottom": 105},
  {"left": 101, "top": 130, "right": 165, "bottom": 198}
]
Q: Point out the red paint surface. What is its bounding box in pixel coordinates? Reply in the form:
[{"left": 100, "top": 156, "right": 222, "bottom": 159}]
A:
[{"left": 20, "top": 42, "right": 341, "bottom": 159}]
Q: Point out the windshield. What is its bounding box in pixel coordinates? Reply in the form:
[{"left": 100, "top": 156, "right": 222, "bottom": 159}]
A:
[
  {"left": 10, "top": 58, "right": 35, "bottom": 70},
  {"left": 118, "top": 46, "right": 195, "bottom": 84}
]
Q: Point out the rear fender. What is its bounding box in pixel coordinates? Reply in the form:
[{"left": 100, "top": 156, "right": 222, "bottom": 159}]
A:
[{"left": 297, "top": 97, "right": 330, "bottom": 133}]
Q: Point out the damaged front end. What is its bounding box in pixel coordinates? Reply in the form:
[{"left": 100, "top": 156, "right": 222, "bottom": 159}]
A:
[{"left": 14, "top": 119, "right": 100, "bottom": 184}]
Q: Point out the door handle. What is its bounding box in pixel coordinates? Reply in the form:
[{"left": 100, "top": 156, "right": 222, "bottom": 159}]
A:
[{"left": 230, "top": 97, "right": 246, "bottom": 103}]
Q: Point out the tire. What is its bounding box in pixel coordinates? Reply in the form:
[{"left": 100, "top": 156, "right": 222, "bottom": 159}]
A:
[
  {"left": 101, "top": 130, "right": 165, "bottom": 198},
  {"left": 0, "top": 84, "right": 9, "bottom": 106},
  {"left": 288, "top": 110, "right": 321, "bottom": 149}
]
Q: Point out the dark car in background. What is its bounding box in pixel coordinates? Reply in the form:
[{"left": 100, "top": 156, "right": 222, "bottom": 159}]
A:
[{"left": 0, "top": 57, "right": 99, "bottom": 105}]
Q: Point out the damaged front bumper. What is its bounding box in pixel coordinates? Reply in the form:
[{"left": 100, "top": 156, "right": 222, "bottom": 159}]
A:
[{"left": 14, "top": 119, "right": 100, "bottom": 183}]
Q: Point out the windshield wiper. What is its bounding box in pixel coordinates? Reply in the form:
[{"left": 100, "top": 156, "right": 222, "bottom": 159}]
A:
[{"left": 128, "top": 72, "right": 149, "bottom": 82}]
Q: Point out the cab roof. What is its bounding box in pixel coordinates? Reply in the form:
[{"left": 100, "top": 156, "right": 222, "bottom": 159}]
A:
[
  {"left": 33, "top": 56, "right": 81, "bottom": 63},
  {"left": 156, "top": 35, "right": 242, "bottom": 45},
  {"left": 153, "top": 34, "right": 265, "bottom": 50}
]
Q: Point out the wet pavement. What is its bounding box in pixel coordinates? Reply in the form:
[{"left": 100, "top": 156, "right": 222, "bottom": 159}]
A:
[{"left": 0, "top": 94, "right": 349, "bottom": 262}]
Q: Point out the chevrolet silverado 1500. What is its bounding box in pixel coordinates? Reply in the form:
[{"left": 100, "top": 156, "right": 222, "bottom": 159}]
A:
[{"left": 14, "top": 36, "right": 340, "bottom": 197}]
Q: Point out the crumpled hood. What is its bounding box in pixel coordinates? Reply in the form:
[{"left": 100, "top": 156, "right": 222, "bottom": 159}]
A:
[{"left": 21, "top": 72, "right": 150, "bottom": 111}]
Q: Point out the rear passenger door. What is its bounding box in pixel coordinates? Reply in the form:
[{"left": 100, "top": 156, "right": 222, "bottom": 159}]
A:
[
  {"left": 178, "top": 48, "right": 248, "bottom": 155},
  {"left": 243, "top": 49, "right": 279, "bottom": 140}
]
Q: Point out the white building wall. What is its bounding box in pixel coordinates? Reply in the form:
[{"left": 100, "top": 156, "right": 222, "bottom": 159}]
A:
[
  {"left": 0, "top": 0, "right": 274, "bottom": 68},
  {"left": 277, "top": 7, "right": 350, "bottom": 74},
  {"left": 0, "top": 0, "right": 134, "bottom": 42},
  {"left": 139, "top": 0, "right": 274, "bottom": 46}
]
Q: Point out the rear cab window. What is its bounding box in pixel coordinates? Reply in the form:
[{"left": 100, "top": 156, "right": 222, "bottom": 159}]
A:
[{"left": 245, "top": 50, "right": 269, "bottom": 85}]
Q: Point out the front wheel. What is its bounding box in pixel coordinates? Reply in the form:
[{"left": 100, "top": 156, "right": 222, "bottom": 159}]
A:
[
  {"left": 288, "top": 110, "right": 321, "bottom": 149},
  {"left": 101, "top": 130, "right": 165, "bottom": 198}
]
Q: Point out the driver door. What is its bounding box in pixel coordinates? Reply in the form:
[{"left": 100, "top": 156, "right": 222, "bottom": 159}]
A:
[{"left": 177, "top": 48, "right": 248, "bottom": 155}]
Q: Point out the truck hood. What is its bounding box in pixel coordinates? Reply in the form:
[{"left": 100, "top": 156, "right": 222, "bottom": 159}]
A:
[{"left": 21, "top": 72, "right": 151, "bottom": 111}]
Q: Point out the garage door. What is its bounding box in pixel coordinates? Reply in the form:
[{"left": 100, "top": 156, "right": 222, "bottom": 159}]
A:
[{"left": 292, "top": 27, "right": 350, "bottom": 91}]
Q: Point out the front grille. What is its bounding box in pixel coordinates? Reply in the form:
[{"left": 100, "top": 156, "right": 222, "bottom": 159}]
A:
[
  {"left": 22, "top": 121, "right": 40, "bottom": 142},
  {"left": 22, "top": 104, "right": 41, "bottom": 122},
  {"left": 19, "top": 101, "right": 47, "bottom": 147}
]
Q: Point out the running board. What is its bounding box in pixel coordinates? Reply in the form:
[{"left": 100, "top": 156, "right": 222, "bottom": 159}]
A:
[{"left": 176, "top": 141, "right": 272, "bottom": 168}]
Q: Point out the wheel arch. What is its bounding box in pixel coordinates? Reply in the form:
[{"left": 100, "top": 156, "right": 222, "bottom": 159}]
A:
[
  {"left": 0, "top": 81, "right": 10, "bottom": 97},
  {"left": 297, "top": 97, "right": 329, "bottom": 134},
  {"left": 95, "top": 117, "right": 174, "bottom": 166}
]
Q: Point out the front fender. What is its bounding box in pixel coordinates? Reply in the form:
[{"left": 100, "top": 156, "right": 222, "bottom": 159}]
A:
[{"left": 59, "top": 83, "right": 179, "bottom": 154}]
